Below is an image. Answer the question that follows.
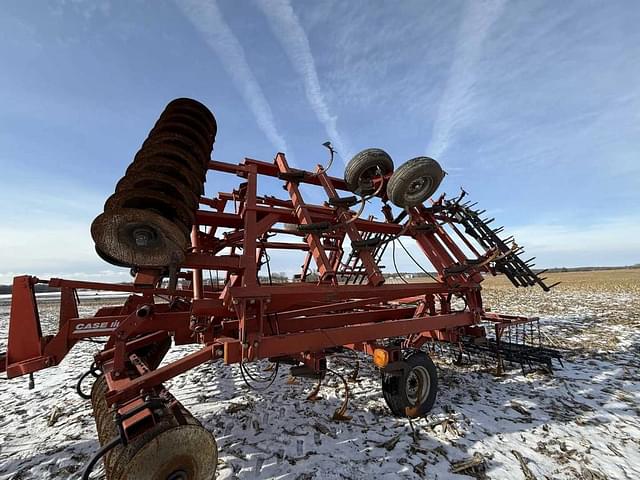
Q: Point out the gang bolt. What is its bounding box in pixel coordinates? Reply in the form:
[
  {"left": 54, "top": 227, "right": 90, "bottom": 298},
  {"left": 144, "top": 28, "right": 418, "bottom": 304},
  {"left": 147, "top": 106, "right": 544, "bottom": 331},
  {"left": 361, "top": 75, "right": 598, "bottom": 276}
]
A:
[
  {"left": 133, "top": 228, "right": 153, "bottom": 247},
  {"left": 253, "top": 341, "right": 259, "bottom": 348},
  {"left": 215, "top": 349, "right": 223, "bottom": 356}
]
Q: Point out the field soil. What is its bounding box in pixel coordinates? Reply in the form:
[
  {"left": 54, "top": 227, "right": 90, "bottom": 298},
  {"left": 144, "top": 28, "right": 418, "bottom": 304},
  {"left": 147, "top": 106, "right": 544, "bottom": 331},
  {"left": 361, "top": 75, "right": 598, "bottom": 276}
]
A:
[{"left": 0, "top": 269, "right": 639, "bottom": 479}]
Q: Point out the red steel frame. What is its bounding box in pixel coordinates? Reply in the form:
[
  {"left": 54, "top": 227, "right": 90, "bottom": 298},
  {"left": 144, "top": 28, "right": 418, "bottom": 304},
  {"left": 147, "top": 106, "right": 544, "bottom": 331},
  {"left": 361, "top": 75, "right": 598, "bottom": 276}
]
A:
[{"left": 1, "top": 152, "right": 519, "bottom": 436}]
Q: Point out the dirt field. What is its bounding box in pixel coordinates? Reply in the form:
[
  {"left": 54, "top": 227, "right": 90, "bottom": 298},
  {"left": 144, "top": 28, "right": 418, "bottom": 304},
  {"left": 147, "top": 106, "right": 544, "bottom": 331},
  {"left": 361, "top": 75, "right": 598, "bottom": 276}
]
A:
[
  {"left": 0, "top": 269, "right": 638, "bottom": 479},
  {"left": 482, "top": 268, "right": 640, "bottom": 355}
]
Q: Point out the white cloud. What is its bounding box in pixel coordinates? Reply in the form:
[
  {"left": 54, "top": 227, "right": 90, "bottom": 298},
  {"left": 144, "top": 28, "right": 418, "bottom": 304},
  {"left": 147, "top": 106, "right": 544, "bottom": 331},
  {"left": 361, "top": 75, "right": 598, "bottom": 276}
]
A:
[
  {"left": 375, "top": 216, "right": 640, "bottom": 275},
  {"left": 175, "top": 0, "right": 289, "bottom": 153},
  {"left": 427, "top": 0, "right": 507, "bottom": 158},
  {"left": 0, "top": 181, "right": 126, "bottom": 285},
  {"left": 255, "top": 0, "right": 353, "bottom": 162},
  {"left": 509, "top": 217, "right": 640, "bottom": 268},
  {"left": 0, "top": 223, "right": 115, "bottom": 284}
]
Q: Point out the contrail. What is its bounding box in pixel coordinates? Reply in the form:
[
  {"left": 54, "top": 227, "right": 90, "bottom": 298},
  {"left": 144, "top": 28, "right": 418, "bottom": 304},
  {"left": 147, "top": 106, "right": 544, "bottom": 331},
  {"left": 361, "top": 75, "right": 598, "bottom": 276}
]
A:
[
  {"left": 427, "top": 0, "right": 507, "bottom": 159},
  {"left": 175, "top": 0, "right": 289, "bottom": 153},
  {"left": 256, "top": 0, "right": 353, "bottom": 162}
]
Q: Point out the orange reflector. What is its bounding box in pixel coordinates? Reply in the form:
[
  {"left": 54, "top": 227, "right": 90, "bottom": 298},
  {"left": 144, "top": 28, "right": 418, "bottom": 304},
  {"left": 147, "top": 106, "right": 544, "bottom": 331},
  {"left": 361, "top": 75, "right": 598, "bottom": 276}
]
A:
[{"left": 373, "top": 348, "right": 389, "bottom": 368}]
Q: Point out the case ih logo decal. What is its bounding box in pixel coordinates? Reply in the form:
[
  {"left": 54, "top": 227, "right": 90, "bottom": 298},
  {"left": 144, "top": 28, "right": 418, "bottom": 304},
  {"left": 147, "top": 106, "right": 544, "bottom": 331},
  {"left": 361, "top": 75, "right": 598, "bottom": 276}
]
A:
[{"left": 73, "top": 321, "right": 120, "bottom": 333}]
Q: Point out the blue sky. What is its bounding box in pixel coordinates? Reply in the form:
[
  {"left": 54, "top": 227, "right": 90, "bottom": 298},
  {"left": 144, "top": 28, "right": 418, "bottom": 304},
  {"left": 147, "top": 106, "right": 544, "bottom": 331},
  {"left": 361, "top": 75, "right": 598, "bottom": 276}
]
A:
[{"left": 0, "top": 0, "right": 639, "bottom": 283}]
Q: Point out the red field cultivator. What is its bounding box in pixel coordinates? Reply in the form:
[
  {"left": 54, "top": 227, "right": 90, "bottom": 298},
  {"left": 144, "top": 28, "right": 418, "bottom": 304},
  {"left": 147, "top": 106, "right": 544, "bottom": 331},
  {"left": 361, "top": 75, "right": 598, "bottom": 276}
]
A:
[{"left": 1, "top": 98, "right": 560, "bottom": 479}]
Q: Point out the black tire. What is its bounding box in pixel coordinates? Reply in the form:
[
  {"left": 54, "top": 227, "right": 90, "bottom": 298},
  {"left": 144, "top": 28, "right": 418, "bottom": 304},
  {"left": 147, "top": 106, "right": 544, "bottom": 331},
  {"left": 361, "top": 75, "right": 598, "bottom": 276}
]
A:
[
  {"left": 344, "top": 148, "right": 394, "bottom": 194},
  {"left": 381, "top": 351, "right": 438, "bottom": 418},
  {"left": 387, "top": 157, "right": 444, "bottom": 208}
]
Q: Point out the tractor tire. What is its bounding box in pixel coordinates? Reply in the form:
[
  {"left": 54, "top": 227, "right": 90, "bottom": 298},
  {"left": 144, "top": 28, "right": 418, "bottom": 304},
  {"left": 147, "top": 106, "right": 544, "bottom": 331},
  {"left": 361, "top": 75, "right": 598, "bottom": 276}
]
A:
[
  {"left": 344, "top": 148, "right": 393, "bottom": 194},
  {"left": 381, "top": 351, "right": 438, "bottom": 418},
  {"left": 386, "top": 157, "right": 444, "bottom": 208}
]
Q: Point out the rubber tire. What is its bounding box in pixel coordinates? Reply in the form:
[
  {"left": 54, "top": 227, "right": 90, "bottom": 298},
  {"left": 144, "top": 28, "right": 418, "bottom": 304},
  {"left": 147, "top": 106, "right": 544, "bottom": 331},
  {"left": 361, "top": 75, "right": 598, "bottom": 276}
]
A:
[
  {"left": 344, "top": 148, "right": 394, "bottom": 194},
  {"left": 387, "top": 157, "right": 444, "bottom": 208},
  {"left": 381, "top": 351, "right": 438, "bottom": 418}
]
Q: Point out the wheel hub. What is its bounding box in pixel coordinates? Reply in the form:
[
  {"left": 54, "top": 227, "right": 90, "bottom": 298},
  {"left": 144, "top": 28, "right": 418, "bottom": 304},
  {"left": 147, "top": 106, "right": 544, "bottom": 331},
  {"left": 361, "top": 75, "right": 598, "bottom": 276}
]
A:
[
  {"left": 167, "top": 470, "right": 188, "bottom": 480},
  {"left": 409, "top": 178, "right": 426, "bottom": 193},
  {"left": 405, "top": 176, "right": 434, "bottom": 203},
  {"left": 133, "top": 227, "right": 157, "bottom": 247},
  {"left": 405, "top": 366, "right": 430, "bottom": 406}
]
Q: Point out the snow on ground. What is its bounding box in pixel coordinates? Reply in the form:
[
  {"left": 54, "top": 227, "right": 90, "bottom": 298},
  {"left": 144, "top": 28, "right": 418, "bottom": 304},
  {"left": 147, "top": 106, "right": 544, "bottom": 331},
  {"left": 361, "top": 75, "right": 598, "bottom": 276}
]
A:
[{"left": 0, "top": 270, "right": 639, "bottom": 479}]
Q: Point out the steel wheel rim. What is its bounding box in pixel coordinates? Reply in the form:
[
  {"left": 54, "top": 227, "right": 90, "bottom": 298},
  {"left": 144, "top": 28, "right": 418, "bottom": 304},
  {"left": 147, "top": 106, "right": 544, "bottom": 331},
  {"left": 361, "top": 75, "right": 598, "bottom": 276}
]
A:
[
  {"left": 405, "top": 365, "right": 430, "bottom": 406},
  {"left": 359, "top": 166, "right": 377, "bottom": 182},
  {"left": 405, "top": 176, "right": 433, "bottom": 204},
  {"left": 357, "top": 166, "right": 383, "bottom": 189}
]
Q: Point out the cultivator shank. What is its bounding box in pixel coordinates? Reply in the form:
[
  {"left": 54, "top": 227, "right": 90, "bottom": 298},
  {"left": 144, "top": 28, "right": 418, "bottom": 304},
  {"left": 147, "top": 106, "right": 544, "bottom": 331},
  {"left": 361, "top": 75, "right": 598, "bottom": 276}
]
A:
[{"left": 1, "top": 98, "right": 560, "bottom": 479}]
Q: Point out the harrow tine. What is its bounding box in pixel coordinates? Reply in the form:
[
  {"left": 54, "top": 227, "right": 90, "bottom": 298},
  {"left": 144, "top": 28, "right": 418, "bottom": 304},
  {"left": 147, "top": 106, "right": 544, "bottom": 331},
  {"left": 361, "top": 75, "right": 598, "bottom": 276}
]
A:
[
  {"left": 306, "top": 376, "right": 323, "bottom": 402},
  {"left": 328, "top": 369, "right": 352, "bottom": 422},
  {"left": 501, "top": 269, "right": 522, "bottom": 288},
  {"left": 349, "top": 360, "right": 360, "bottom": 382}
]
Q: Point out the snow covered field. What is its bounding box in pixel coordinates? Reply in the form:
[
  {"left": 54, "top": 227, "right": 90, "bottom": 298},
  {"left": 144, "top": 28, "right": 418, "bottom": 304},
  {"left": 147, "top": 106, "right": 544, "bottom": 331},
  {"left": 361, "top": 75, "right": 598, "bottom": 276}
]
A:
[{"left": 0, "top": 269, "right": 639, "bottom": 479}]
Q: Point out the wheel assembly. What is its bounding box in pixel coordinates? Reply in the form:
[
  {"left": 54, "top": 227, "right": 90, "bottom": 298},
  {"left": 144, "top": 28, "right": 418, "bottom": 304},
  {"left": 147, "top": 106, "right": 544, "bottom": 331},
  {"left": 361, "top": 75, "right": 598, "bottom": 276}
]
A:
[
  {"left": 386, "top": 156, "right": 444, "bottom": 208},
  {"left": 343, "top": 148, "right": 394, "bottom": 194},
  {"left": 381, "top": 351, "right": 438, "bottom": 418}
]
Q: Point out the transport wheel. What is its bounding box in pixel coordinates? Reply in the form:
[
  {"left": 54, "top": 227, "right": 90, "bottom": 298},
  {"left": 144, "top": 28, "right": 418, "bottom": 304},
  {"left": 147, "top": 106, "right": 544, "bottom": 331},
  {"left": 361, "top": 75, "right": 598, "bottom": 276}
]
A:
[
  {"left": 343, "top": 148, "right": 394, "bottom": 194},
  {"left": 381, "top": 351, "right": 438, "bottom": 418},
  {"left": 386, "top": 157, "right": 444, "bottom": 208}
]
